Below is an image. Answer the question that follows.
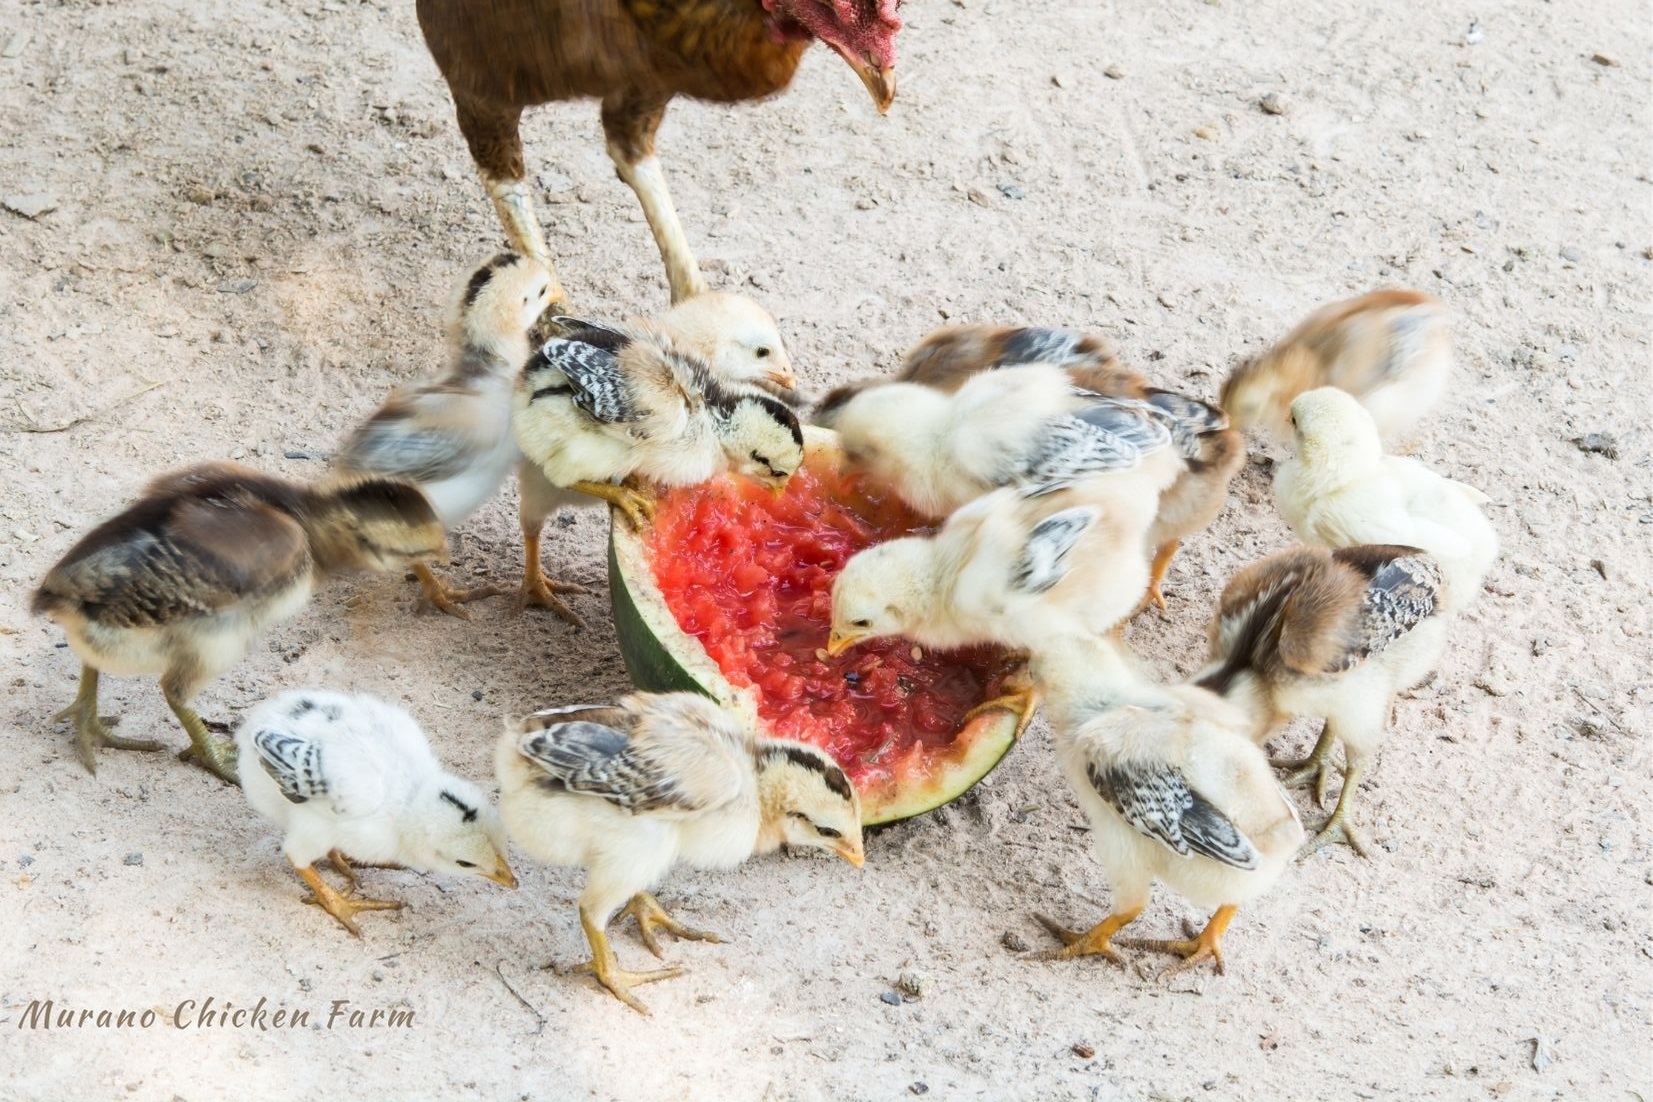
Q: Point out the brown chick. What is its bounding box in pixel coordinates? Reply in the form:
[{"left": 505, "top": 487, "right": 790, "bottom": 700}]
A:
[
  {"left": 1194, "top": 544, "right": 1449, "bottom": 857},
  {"left": 817, "top": 323, "right": 1244, "bottom": 609},
  {"left": 1221, "top": 289, "right": 1450, "bottom": 443},
  {"left": 32, "top": 463, "right": 445, "bottom": 782},
  {"left": 416, "top": 0, "right": 902, "bottom": 305}
]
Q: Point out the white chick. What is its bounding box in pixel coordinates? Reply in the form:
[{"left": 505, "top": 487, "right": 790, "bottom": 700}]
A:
[
  {"left": 515, "top": 294, "right": 798, "bottom": 612},
  {"left": 237, "top": 689, "right": 516, "bottom": 935},
  {"left": 332, "top": 252, "right": 559, "bottom": 619},
  {"left": 1223, "top": 289, "right": 1451, "bottom": 442},
  {"left": 1195, "top": 544, "right": 1450, "bottom": 856},
  {"left": 829, "top": 362, "right": 1175, "bottom": 518},
  {"left": 496, "top": 692, "right": 863, "bottom": 1013},
  {"left": 1273, "top": 387, "right": 1497, "bottom": 614},
  {"left": 512, "top": 320, "right": 804, "bottom": 533},
  {"left": 1028, "top": 633, "right": 1303, "bottom": 974},
  {"left": 827, "top": 479, "right": 1161, "bottom": 731}
]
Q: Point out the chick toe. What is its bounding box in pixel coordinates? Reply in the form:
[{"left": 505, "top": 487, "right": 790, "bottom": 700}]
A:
[
  {"left": 412, "top": 563, "right": 510, "bottom": 620},
  {"left": 621, "top": 892, "right": 724, "bottom": 958},
  {"left": 1119, "top": 904, "right": 1237, "bottom": 976},
  {"left": 1029, "top": 909, "right": 1139, "bottom": 965}
]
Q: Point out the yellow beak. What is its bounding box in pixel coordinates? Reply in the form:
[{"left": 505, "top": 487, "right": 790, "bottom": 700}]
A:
[
  {"left": 486, "top": 861, "right": 519, "bottom": 889},
  {"left": 836, "top": 840, "right": 866, "bottom": 868},
  {"left": 765, "top": 363, "right": 798, "bottom": 390},
  {"left": 825, "top": 629, "right": 867, "bottom": 658},
  {"left": 827, "top": 43, "right": 896, "bottom": 114}
]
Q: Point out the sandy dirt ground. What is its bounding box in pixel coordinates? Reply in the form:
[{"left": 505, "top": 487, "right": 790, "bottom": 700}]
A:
[{"left": 2, "top": 0, "right": 1649, "bottom": 1098}]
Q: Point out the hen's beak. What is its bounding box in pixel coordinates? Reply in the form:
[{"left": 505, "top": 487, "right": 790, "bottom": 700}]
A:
[
  {"left": 836, "top": 839, "right": 866, "bottom": 868},
  {"left": 825, "top": 629, "right": 867, "bottom": 657},
  {"left": 829, "top": 44, "right": 896, "bottom": 114},
  {"left": 486, "top": 860, "right": 519, "bottom": 889}
]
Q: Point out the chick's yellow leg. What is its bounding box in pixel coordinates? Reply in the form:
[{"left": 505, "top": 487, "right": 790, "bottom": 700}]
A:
[
  {"left": 621, "top": 892, "right": 724, "bottom": 959},
  {"left": 1299, "top": 759, "right": 1372, "bottom": 859},
  {"left": 163, "top": 690, "right": 239, "bottom": 785},
  {"left": 517, "top": 519, "right": 589, "bottom": 628},
  {"left": 328, "top": 849, "right": 360, "bottom": 892},
  {"left": 570, "top": 480, "right": 655, "bottom": 530},
  {"left": 52, "top": 665, "right": 164, "bottom": 773},
  {"left": 1275, "top": 724, "right": 1340, "bottom": 806},
  {"left": 1119, "top": 904, "right": 1239, "bottom": 976},
  {"left": 571, "top": 904, "right": 684, "bottom": 1015},
  {"left": 295, "top": 862, "right": 403, "bottom": 937},
  {"left": 1144, "top": 538, "right": 1182, "bottom": 611},
  {"left": 963, "top": 672, "right": 1041, "bottom": 740},
  {"left": 1030, "top": 908, "right": 1143, "bottom": 965},
  {"left": 412, "top": 562, "right": 510, "bottom": 621}
]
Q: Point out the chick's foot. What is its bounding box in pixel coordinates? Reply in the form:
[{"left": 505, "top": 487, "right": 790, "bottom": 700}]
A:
[
  {"left": 1273, "top": 726, "right": 1340, "bottom": 806},
  {"left": 165, "top": 695, "right": 239, "bottom": 784},
  {"left": 412, "top": 563, "right": 509, "bottom": 621},
  {"left": 1298, "top": 763, "right": 1372, "bottom": 859},
  {"left": 296, "top": 863, "right": 404, "bottom": 937},
  {"left": 963, "top": 686, "right": 1041, "bottom": 741},
  {"left": 571, "top": 906, "right": 683, "bottom": 1015},
  {"left": 570, "top": 480, "right": 655, "bottom": 530},
  {"left": 622, "top": 892, "right": 724, "bottom": 958},
  {"left": 53, "top": 667, "right": 164, "bottom": 773},
  {"left": 1029, "top": 908, "right": 1141, "bottom": 965},
  {"left": 1119, "top": 904, "right": 1238, "bottom": 976},
  {"left": 1144, "top": 538, "right": 1182, "bottom": 611}
]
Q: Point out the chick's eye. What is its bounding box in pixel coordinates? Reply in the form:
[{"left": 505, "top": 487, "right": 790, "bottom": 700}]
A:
[
  {"left": 815, "top": 825, "right": 843, "bottom": 840},
  {"left": 755, "top": 347, "right": 771, "bottom": 359},
  {"left": 851, "top": 618, "right": 872, "bottom": 629},
  {"left": 455, "top": 860, "right": 477, "bottom": 869},
  {"left": 750, "top": 450, "right": 770, "bottom": 467}
]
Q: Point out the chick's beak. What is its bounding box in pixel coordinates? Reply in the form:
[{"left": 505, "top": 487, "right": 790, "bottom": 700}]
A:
[
  {"left": 829, "top": 44, "right": 896, "bottom": 114},
  {"left": 765, "top": 363, "right": 798, "bottom": 390},
  {"left": 486, "top": 859, "right": 518, "bottom": 889},
  {"left": 825, "top": 629, "right": 866, "bottom": 657},
  {"left": 836, "top": 839, "right": 866, "bottom": 868}
]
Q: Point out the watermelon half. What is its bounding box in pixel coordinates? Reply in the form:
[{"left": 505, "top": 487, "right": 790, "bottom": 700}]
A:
[{"left": 608, "top": 427, "right": 1027, "bottom": 825}]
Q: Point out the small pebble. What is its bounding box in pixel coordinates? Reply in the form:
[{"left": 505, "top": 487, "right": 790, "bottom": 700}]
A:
[
  {"left": 19, "top": 855, "right": 35, "bottom": 868},
  {"left": 895, "top": 970, "right": 929, "bottom": 999},
  {"left": 879, "top": 991, "right": 902, "bottom": 1006},
  {"left": 124, "top": 853, "right": 143, "bottom": 866},
  {"left": 283, "top": 449, "right": 315, "bottom": 460},
  {"left": 996, "top": 182, "right": 1026, "bottom": 201},
  {"left": 967, "top": 187, "right": 992, "bottom": 208},
  {"left": 3, "top": 194, "right": 58, "bottom": 219},
  {"left": 472, "top": 689, "right": 485, "bottom": 702},
  {"left": 1559, "top": 246, "right": 1584, "bottom": 263},
  {"left": 217, "top": 279, "right": 257, "bottom": 294},
  {"left": 1530, "top": 1036, "right": 1555, "bottom": 1072},
  {"left": 1072, "top": 1043, "right": 1096, "bottom": 1059},
  {"left": 1051, "top": 72, "right": 1070, "bottom": 88},
  {"left": 2, "top": 32, "right": 30, "bottom": 58},
  {"left": 1464, "top": 19, "right": 1485, "bottom": 44},
  {"left": 909, "top": 1085, "right": 929, "bottom": 1097},
  {"left": 1591, "top": 52, "right": 1619, "bottom": 67},
  {"left": 1103, "top": 65, "right": 1125, "bottom": 80},
  {"left": 1000, "top": 930, "right": 1029, "bottom": 952},
  {"left": 1193, "top": 125, "right": 1218, "bottom": 140},
  {"left": 1259, "top": 91, "right": 1290, "bottom": 115}
]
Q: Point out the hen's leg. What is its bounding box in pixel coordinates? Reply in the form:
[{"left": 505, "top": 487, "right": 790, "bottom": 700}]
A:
[
  {"left": 601, "top": 92, "right": 706, "bottom": 304},
  {"left": 453, "top": 95, "right": 568, "bottom": 308}
]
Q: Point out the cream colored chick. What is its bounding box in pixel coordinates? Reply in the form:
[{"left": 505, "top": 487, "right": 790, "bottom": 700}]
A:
[
  {"left": 32, "top": 463, "right": 445, "bottom": 782},
  {"left": 512, "top": 320, "right": 804, "bottom": 535},
  {"left": 496, "top": 692, "right": 863, "bottom": 1013},
  {"left": 827, "top": 480, "right": 1162, "bottom": 729},
  {"left": 1195, "top": 544, "right": 1450, "bottom": 857},
  {"left": 829, "top": 363, "right": 1176, "bottom": 518},
  {"left": 1274, "top": 387, "right": 1497, "bottom": 614},
  {"left": 1223, "top": 289, "right": 1450, "bottom": 442},
  {"left": 332, "top": 252, "right": 559, "bottom": 619},
  {"left": 237, "top": 689, "right": 516, "bottom": 935},
  {"left": 514, "top": 294, "right": 799, "bottom": 611},
  {"left": 1028, "top": 633, "right": 1302, "bottom": 974},
  {"left": 819, "top": 326, "right": 1243, "bottom": 608}
]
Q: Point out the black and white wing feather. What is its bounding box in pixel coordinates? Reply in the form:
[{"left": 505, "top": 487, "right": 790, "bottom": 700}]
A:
[
  {"left": 1142, "top": 389, "right": 1229, "bottom": 461},
  {"left": 1009, "top": 506, "right": 1097, "bottom": 594},
  {"left": 523, "top": 333, "right": 641, "bottom": 425},
  {"left": 251, "top": 728, "right": 328, "bottom": 805},
  {"left": 1333, "top": 546, "right": 1443, "bottom": 669},
  {"left": 1087, "top": 759, "right": 1260, "bottom": 869},
  {"left": 1020, "top": 396, "right": 1172, "bottom": 493}
]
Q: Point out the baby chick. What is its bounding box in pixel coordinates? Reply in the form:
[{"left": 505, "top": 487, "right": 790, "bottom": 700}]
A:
[
  {"left": 1195, "top": 544, "right": 1450, "bottom": 856},
  {"left": 237, "top": 689, "right": 516, "bottom": 935},
  {"left": 332, "top": 252, "right": 558, "bottom": 619},
  {"left": 1273, "top": 387, "right": 1497, "bottom": 615},
  {"left": 1222, "top": 289, "right": 1450, "bottom": 442},
  {"left": 1028, "top": 633, "right": 1302, "bottom": 974},
  {"left": 821, "top": 326, "right": 1243, "bottom": 608},
  {"left": 496, "top": 692, "right": 863, "bottom": 1013},
  {"left": 828, "top": 480, "right": 1162, "bottom": 728},
  {"left": 515, "top": 294, "right": 799, "bottom": 612},
  {"left": 828, "top": 362, "right": 1176, "bottom": 518},
  {"left": 32, "top": 463, "right": 445, "bottom": 782},
  {"left": 513, "top": 319, "right": 804, "bottom": 533}
]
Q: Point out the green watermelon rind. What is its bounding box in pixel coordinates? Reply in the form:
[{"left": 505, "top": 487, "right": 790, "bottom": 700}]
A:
[{"left": 606, "top": 427, "right": 1023, "bottom": 827}]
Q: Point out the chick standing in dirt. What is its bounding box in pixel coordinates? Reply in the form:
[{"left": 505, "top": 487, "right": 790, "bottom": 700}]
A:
[
  {"left": 32, "top": 463, "right": 445, "bottom": 782},
  {"left": 496, "top": 692, "right": 863, "bottom": 1013},
  {"left": 512, "top": 318, "right": 803, "bottom": 538},
  {"left": 1273, "top": 387, "right": 1497, "bottom": 614},
  {"left": 1028, "top": 633, "right": 1303, "bottom": 973},
  {"left": 1223, "top": 289, "right": 1451, "bottom": 442},
  {"left": 237, "top": 689, "right": 516, "bottom": 935},
  {"left": 332, "top": 252, "right": 559, "bottom": 618},
  {"left": 1195, "top": 544, "right": 1451, "bottom": 856}
]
